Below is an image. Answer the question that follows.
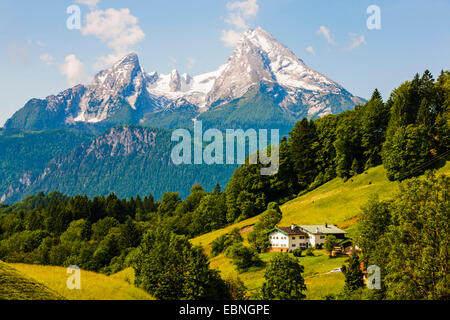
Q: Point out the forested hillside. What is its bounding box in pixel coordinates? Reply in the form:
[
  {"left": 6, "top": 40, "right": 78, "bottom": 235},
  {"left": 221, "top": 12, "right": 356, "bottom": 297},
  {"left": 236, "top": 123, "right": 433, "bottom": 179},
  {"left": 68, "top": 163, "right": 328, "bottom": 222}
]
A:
[
  {"left": 0, "top": 129, "right": 93, "bottom": 201},
  {"left": 0, "top": 70, "right": 448, "bottom": 300}
]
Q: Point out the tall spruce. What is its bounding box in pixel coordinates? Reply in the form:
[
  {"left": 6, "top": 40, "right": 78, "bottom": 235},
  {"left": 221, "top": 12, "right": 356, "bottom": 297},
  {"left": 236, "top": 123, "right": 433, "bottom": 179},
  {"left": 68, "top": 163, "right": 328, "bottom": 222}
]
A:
[{"left": 289, "top": 118, "right": 319, "bottom": 190}]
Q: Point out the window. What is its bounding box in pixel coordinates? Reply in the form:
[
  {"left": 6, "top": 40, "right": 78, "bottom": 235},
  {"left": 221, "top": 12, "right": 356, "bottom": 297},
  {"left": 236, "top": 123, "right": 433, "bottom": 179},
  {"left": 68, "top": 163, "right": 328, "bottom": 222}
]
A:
[
  {"left": 320, "top": 236, "right": 325, "bottom": 239},
  {"left": 292, "top": 237, "right": 296, "bottom": 240},
  {"left": 300, "top": 236, "right": 304, "bottom": 239},
  {"left": 292, "top": 244, "right": 296, "bottom": 247}
]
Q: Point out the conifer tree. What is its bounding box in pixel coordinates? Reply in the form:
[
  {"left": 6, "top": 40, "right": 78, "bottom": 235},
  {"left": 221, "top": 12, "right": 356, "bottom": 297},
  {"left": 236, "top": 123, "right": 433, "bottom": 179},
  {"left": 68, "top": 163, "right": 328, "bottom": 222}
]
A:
[{"left": 342, "top": 252, "right": 365, "bottom": 292}]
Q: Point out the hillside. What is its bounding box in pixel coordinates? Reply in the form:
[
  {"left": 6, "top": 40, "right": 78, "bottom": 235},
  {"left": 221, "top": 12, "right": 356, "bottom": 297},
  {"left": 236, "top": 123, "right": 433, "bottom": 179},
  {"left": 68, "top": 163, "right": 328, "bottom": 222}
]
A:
[
  {"left": 0, "top": 260, "right": 64, "bottom": 300},
  {"left": 9, "top": 263, "right": 154, "bottom": 300},
  {"left": 191, "top": 162, "right": 450, "bottom": 298},
  {"left": 192, "top": 162, "right": 450, "bottom": 250},
  {"left": 2, "top": 126, "right": 237, "bottom": 203},
  {"left": 0, "top": 129, "right": 93, "bottom": 202}
]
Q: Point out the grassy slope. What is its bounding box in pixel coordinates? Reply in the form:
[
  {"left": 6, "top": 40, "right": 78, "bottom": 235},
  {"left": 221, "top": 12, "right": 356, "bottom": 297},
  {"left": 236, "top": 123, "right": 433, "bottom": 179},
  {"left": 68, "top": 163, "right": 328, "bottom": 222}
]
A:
[
  {"left": 209, "top": 250, "right": 347, "bottom": 299},
  {"left": 10, "top": 263, "right": 154, "bottom": 300},
  {"left": 192, "top": 162, "right": 450, "bottom": 299},
  {"left": 0, "top": 260, "right": 64, "bottom": 300}
]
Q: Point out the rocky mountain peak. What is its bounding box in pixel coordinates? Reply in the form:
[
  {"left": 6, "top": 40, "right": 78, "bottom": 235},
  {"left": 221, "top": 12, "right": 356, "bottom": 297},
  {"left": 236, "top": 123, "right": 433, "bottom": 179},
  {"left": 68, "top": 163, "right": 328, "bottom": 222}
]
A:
[
  {"left": 169, "top": 69, "right": 182, "bottom": 91},
  {"left": 4, "top": 28, "right": 365, "bottom": 130},
  {"left": 74, "top": 52, "right": 156, "bottom": 122}
]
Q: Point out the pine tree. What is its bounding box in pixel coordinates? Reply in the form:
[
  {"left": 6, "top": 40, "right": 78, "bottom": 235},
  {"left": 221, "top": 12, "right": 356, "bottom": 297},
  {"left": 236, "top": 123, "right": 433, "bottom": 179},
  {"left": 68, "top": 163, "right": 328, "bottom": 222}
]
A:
[
  {"left": 370, "top": 88, "right": 382, "bottom": 101},
  {"left": 342, "top": 252, "right": 365, "bottom": 292},
  {"left": 269, "top": 136, "right": 296, "bottom": 199},
  {"left": 289, "top": 118, "right": 319, "bottom": 190},
  {"left": 213, "top": 183, "right": 221, "bottom": 194}
]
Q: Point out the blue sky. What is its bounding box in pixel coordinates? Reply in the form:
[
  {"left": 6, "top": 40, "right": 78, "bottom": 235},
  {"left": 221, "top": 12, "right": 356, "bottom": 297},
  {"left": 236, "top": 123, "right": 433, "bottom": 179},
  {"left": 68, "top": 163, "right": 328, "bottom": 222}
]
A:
[{"left": 0, "top": 0, "right": 449, "bottom": 126}]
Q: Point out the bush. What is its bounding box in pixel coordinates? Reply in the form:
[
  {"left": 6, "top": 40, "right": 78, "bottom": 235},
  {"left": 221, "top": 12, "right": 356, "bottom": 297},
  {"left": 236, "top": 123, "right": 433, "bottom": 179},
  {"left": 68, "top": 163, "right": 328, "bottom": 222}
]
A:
[
  {"left": 224, "top": 276, "right": 248, "bottom": 300},
  {"left": 134, "top": 228, "right": 230, "bottom": 300},
  {"left": 260, "top": 254, "right": 306, "bottom": 300},
  {"left": 225, "top": 243, "right": 263, "bottom": 273},
  {"left": 292, "top": 249, "right": 303, "bottom": 257},
  {"left": 305, "top": 247, "right": 314, "bottom": 256},
  {"left": 324, "top": 235, "right": 338, "bottom": 257},
  {"left": 210, "top": 228, "right": 243, "bottom": 257},
  {"left": 247, "top": 207, "right": 282, "bottom": 253}
]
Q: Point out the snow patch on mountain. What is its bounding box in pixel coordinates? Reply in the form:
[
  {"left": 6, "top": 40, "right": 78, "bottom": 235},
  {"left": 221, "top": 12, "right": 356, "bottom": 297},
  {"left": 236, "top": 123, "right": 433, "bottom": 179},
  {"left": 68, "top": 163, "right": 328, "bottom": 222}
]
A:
[{"left": 4, "top": 27, "right": 365, "bottom": 130}]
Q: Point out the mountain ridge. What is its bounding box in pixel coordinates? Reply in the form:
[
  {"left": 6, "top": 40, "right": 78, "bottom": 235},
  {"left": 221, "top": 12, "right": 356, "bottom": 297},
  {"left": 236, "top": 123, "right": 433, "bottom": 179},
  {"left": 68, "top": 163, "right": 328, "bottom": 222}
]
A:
[
  {"left": 1, "top": 125, "right": 238, "bottom": 203},
  {"left": 4, "top": 27, "right": 365, "bottom": 132}
]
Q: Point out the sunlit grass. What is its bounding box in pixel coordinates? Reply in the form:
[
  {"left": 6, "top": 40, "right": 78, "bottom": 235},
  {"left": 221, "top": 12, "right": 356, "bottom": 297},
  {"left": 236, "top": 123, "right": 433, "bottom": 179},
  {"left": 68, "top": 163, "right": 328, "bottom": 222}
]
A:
[
  {"left": 192, "top": 162, "right": 449, "bottom": 299},
  {"left": 209, "top": 250, "right": 348, "bottom": 299},
  {"left": 0, "top": 260, "right": 63, "bottom": 300},
  {"left": 11, "top": 263, "right": 154, "bottom": 300}
]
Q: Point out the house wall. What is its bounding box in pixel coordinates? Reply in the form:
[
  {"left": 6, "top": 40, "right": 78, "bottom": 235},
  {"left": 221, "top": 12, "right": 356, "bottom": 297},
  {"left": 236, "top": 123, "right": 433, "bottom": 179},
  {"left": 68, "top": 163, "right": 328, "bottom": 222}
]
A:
[
  {"left": 268, "top": 231, "right": 289, "bottom": 250},
  {"left": 313, "top": 234, "right": 327, "bottom": 246},
  {"left": 269, "top": 229, "right": 347, "bottom": 252},
  {"left": 288, "top": 235, "right": 310, "bottom": 251},
  {"left": 307, "top": 233, "right": 344, "bottom": 247}
]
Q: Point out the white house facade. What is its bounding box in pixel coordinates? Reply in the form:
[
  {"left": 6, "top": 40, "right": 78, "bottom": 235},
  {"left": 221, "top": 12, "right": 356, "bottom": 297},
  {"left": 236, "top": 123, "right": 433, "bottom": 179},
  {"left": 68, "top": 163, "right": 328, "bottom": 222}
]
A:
[
  {"left": 267, "top": 223, "right": 347, "bottom": 252},
  {"left": 267, "top": 226, "right": 311, "bottom": 252}
]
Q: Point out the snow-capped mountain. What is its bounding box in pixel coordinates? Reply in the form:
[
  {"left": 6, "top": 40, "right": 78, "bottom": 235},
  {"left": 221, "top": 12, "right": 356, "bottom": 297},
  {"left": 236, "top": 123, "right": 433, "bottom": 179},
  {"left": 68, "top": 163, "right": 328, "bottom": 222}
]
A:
[
  {"left": 207, "top": 27, "right": 344, "bottom": 107},
  {"left": 4, "top": 27, "right": 365, "bottom": 131},
  {"left": 73, "top": 53, "right": 153, "bottom": 123}
]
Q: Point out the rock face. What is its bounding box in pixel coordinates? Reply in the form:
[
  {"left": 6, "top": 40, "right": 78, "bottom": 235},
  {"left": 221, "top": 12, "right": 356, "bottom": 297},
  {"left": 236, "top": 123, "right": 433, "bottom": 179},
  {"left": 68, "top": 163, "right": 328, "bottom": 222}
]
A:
[
  {"left": 4, "top": 27, "right": 365, "bottom": 131},
  {"left": 73, "top": 53, "right": 156, "bottom": 123},
  {"left": 204, "top": 27, "right": 363, "bottom": 117},
  {"left": 1, "top": 126, "right": 161, "bottom": 203},
  {"left": 84, "top": 126, "right": 157, "bottom": 158},
  {"left": 4, "top": 53, "right": 164, "bottom": 130},
  {"left": 0, "top": 126, "right": 237, "bottom": 203}
]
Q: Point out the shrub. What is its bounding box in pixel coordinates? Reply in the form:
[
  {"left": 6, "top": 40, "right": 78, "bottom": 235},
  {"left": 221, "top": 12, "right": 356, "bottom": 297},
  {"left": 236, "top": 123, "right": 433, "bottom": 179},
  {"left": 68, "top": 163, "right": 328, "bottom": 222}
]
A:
[
  {"left": 225, "top": 243, "right": 263, "bottom": 273},
  {"left": 292, "top": 249, "right": 303, "bottom": 257},
  {"left": 224, "top": 276, "right": 248, "bottom": 300},
  {"left": 305, "top": 247, "right": 314, "bottom": 256},
  {"left": 324, "top": 235, "right": 338, "bottom": 257},
  {"left": 210, "top": 228, "right": 243, "bottom": 257},
  {"left": 260, "top": 254, "right": 306, "bottom": 300}
]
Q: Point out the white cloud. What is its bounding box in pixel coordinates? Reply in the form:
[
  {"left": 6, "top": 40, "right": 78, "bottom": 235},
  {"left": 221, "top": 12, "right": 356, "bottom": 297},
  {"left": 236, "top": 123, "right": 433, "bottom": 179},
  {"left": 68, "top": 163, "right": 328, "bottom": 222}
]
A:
[
  {"left": 93, "top": 52, "right": 128, "bottom": 70},
  {"left": 306, "top": 46, "right": 315, "bottom": 56},
  {"left": 187, "top": 57, "right": 196, "bottom": 70},
  {"left": 316, "top": 26, "right": 336, "bottom": 45},
  {"left": 75, "top": 0, "right": 100, "bottom": 9},
  {"left": 59, "top": 54, "right": 89, "bottom": 86},
  {"left": 221, "top": 29, "right": 243, "bottom": 48},
  {"left": 81, "top": 8, "right": 145, "bottom": 69},
  {"left": 221, "top": 0, "right": 259, "bottom": 47},
  {"left": 226, "top": 0, "right": 259, "bottom": 17},
  {"left": 39, "top": 53, "right": 54, "bottom": 66},
  {"left": 40, "top": 53, "right": 89, "bottom": 86},
  {"left": 345, "top": 33, "right": 366, "bottom": 51},
  {"left": 225, "top": 13, "right": 249, "bottom": 30}
]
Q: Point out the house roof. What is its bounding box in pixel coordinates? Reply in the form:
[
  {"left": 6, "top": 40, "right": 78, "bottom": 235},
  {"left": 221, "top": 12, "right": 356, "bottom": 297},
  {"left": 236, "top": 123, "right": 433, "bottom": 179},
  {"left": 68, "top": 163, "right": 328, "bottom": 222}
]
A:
[
  {"left": 298, "top": 225, "right": 346, "bottom": 235},
  {"left": 266, "top": 226, "right": 309, "bottom": 236}
]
